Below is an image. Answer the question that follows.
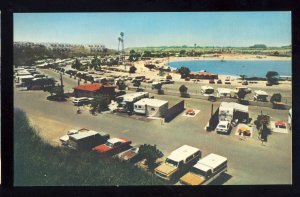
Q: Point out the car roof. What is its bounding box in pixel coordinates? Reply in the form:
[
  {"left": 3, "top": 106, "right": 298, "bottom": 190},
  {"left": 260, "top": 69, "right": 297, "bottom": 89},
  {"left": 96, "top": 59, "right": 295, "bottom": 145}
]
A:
[{"left": 107, "top": 138, "right": 126, "bottom": 144}]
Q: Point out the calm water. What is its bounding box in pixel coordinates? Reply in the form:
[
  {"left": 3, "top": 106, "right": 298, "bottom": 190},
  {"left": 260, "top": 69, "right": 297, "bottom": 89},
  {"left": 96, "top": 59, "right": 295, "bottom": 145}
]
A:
[{"left": 168, "top": 60, "right": 291, "bottom": 77}]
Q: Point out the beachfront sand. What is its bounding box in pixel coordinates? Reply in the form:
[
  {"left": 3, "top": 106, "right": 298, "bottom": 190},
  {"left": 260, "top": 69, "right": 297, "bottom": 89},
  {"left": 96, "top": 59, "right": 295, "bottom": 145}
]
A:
[{"left": 107, "top": 54, "right": 291, "bottom": 92}]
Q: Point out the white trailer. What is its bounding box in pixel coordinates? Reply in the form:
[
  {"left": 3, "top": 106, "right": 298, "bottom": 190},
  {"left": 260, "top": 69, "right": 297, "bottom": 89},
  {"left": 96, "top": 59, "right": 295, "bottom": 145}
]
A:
[
  {"left": 253, "top": 90, "right": 268, "bottom": 102},
  {"left": 134, "top": 98, "right": 168, "bottom": 117},
  {"left": 219, "top": 102, "right": 249, "bottom": 123},
  {"left": 216, "top": 88, "right": 231, "bottom": 98},
  {"left": 116, "top": 92, "right": 149, "bottom": 112},
  {"left": 201, "top": 85, "right": 214, "bottom": 96}
]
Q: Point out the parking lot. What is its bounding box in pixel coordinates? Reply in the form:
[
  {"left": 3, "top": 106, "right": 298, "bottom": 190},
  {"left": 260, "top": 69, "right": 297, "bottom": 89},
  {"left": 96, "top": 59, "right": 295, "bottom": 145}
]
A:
[{"left": 14, "top": 74, "right": 292, "bottom": 184}]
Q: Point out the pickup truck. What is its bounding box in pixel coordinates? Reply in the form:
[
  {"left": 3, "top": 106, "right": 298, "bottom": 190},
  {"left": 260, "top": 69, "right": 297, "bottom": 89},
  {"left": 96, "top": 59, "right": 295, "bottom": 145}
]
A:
[{"left": 179, "top": 153, "right": 227, "bottom": 185}]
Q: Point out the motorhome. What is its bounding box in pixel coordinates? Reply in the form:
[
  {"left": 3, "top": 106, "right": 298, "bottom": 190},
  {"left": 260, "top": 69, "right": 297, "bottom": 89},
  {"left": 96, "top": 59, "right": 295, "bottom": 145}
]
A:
[
  {"left": 216, "top": 88, "right": 231, "bottom": 98},
  {"left": 116, "top": 92, "right": 149, "bottom": 113},
  {"left": 253, "top": 90, "right": 268, "bottom": 102},
  {"left": 219, "top": 102, "right": 249, "bottom": 123},
  {"left": 179, "top": 153, "right": 227, "bottom": 185},
  {"left": 201, "top": 86, "right": 214, "bottom": 96},
  {"left": 15, "top": 75, "right": 34, "bottom": 86},
  {"left": 133, "top": 98, "right": 168, "bottom": 117},
  {"left": 154, "top": 145, "right": 201, "bottom": 181},
  {"left": 67, "top": 130, "right": 110, "bottom": 150}
]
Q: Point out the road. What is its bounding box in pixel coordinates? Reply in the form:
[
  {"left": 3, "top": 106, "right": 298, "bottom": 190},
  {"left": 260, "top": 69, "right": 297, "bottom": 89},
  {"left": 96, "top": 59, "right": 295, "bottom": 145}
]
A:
[{"left": 14, "top": 69, "right": 292, "bottom": 185}]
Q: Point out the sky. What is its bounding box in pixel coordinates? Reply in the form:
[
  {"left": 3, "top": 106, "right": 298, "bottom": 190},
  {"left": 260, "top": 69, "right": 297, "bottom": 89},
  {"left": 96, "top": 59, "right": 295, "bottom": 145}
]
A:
[{"left": 14, "top": 12, "right": 291, "bottom": 49}]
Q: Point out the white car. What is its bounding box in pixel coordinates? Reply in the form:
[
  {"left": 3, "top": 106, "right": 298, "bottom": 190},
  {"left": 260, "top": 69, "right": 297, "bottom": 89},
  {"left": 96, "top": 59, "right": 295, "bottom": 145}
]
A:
[
  {"left": 216, "top": 121, "right": 231, "bottom": 134},
  {"left": 72, "top": 97, "right": 93, "bottom": 106}
]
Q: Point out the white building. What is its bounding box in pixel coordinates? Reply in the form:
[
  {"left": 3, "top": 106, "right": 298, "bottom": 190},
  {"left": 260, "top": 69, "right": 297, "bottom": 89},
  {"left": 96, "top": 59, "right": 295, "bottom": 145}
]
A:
[{"left": 134, "top": 98, "right": 168, "bottom": 117}]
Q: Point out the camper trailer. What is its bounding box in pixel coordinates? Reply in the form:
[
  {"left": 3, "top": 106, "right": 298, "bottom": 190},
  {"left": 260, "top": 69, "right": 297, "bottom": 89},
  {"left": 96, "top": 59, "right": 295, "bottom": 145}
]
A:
[
  {"left": 67, "top": 130, "right": 110, "bottom": 151},
  {"left": 219, "top": 102, "right": 249, "bottom": 123},
  {"left": 134, "top": 98, "right": 168, "bottom": 117},
  {"left": 116, "top": 92, "right": 149, "bottom": 113},
  {"left": 201, "top": 86, "right": 214, "bottom": 96},
  {"left": 253, "top": 90, "right": 268, "bottom": 102},
  {"left": 216, "top": 88, "right": 231, "bottom": 98}
]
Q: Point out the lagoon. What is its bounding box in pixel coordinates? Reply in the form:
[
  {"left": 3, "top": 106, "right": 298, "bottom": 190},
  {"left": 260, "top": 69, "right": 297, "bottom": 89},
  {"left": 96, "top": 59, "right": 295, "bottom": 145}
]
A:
[{"left": 168, "top": 60, "right": 291, "bottom": 77}]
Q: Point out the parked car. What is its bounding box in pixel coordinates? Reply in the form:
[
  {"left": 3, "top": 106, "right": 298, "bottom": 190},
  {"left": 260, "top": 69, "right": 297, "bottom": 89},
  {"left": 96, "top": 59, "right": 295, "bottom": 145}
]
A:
[
  {"left": 73, "top": 97, "right": 93, "bottom": 106},
  {"left": 119, "top": 145, "right": 142, "bottom": 163},
  {"left": 266, "top": 81, "right": 272, "bottom": 86},
  {"left": 209, "top": 79, "right": 215, "bottom": 84},
  {"left": 217, "top": 79, "right": 222, "bottom": 84},
  {"left": 242, "top": 80, "right": 248, "bottom": 85},
  {"left": 216, "top": 121, "right": 232, "bottom": 134},
  {"left": 92, "top": 137, "right": 132, "bottom": 156}
]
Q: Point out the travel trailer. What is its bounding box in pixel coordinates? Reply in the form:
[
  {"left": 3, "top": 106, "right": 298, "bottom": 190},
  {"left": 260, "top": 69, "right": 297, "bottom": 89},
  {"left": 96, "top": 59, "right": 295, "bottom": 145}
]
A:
[
  {"left": 253, "top": 90, "right": 268, "bottom": 102},
  {"left": 201, "top": 86, "right": 214, "bottom": 96},
  {"left": 134, "top": 98, "right": 168, "bottom": 117},
  {"left": 68, "top": 130, "right": 110, "bottom": 150},
  {"left": 216, "top": 88, "right": 231, "bottom": 98},
  {"left": 116, "top": 92, "right": 149, "bottom": 113},
  {"left": 219, "top": 102, "right": 249, "bottom": 123}
]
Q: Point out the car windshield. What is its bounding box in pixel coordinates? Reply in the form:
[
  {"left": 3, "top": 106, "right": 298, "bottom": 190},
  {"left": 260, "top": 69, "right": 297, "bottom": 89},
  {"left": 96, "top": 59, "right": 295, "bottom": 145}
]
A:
[
  {"left": 105, "top": 142, "right": 114, "bottom": 147},
  {"left": 131, "top": 147, "right": 138, "bottom": 153},
  {"left": 190, "top": 167, "right": 207, "bottom": 177},
  {"left": 165, "top": 158, "right": 178, "bottom": 167},
  {"left": 218, "top": 125, "right": 226, "bottom": 128}
]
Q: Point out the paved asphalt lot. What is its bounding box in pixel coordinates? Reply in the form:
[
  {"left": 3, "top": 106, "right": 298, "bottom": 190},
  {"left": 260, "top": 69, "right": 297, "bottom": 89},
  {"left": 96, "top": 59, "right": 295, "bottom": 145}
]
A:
[{"left": 14, "top": 69, "right": 292, "bottom": 185}]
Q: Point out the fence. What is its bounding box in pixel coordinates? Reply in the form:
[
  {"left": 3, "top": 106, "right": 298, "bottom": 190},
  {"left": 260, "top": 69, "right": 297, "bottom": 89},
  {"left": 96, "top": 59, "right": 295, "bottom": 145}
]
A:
[{"left": 164, "top": 100, "right": 185, "bottom": 123}]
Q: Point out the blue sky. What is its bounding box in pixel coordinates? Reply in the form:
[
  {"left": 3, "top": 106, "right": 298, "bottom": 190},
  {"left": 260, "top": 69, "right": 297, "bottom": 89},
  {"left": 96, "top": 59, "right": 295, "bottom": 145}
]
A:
[{"left": 14, "top": 12, "right": 291, "bottom": 49}]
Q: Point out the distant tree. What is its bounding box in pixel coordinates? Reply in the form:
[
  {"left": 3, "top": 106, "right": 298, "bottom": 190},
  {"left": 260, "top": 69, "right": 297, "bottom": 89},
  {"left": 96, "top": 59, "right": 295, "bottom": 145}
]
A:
[
  {"left": 266, "top": 71, "right": 279, "bottom": 84},
  {"left": 45, "top": 86, "right": 65, "bottom": 101},
  {"left": 133, "top": 80, "right": 141, "bottom": 89},
  {"left": 179, "top": 85, "right": 188, "bottom": 97},
  {"left": 129, "top": 66, "right": 137, "bottom": 74},
  {"left": 249, "top": 44, "right": 267, "bottom": 48},
  {"left": 270, "top": 93, "right": 282, "bottom": 103},
  {"left": 138, "top": 144, "right": 163, "bottom": 171},
  {"left": 237, "top": 88, "right": 248, "bottom": 100},
  {"left": 178, "top": 67, "right": 191, "bottom": 78},
  {"left": 72, "top": 59, "right": 83, "bottom": 70},
  {"left": 240, "top": 75, "right": 247, "bottom": 80},
  {"left": 143, "top": 51, "right": 152, "bottom": 57},
  {"left": 179, "top": 50, "right": 186, "bottom": 57},
  {"left": 254, "top": 114, "right": 271, "bottom": 135},
  {"left": 116, "top": 79, "right": 126, "bottom": 90},
  {"left": 91, "top": 56, "right": 101, "bottom": 70},
  {"left": 90, "top": 95, "right": 110, "bottom": 113},
  {"left": 273, "top": 51, "right": 280, "bottom": 56}
]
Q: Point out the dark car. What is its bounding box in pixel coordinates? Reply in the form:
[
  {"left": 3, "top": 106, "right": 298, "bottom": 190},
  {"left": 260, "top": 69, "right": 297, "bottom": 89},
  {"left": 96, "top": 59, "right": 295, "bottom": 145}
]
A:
[
  {"left": 217, "top": 79, "right": 222, "bottom": 84},
  {"left": 209, "top": 79, "right": 215, "bottom": 84}
]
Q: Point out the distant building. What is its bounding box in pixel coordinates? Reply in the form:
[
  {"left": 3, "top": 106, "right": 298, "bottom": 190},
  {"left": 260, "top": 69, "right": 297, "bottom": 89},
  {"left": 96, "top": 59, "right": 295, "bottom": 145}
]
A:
[
  {"left": 189, "top": 71, "right": 218, "bottom": 80},
  {"left": 73, "top": 83, "right": 116, "bottom": 99}
]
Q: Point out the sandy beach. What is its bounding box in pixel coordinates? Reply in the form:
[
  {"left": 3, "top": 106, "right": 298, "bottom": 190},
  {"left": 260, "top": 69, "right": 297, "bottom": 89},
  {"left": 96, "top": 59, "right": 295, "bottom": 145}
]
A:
[{"left": 105, "top": 54, "right": 291, "bottom": 92}]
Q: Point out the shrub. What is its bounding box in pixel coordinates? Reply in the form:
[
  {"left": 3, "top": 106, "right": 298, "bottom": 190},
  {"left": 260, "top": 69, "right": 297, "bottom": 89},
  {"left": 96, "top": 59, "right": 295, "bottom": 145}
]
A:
[
  {"left": 270, "top": 93, "right": 282, "bottom": 103},
  {"left": 14, "top": 108, "right": 167, "bottom": 186},
  {"left": 138, "top": 144, "right": 163, "bottom": 171},
  {"left": 179, "top": 85, "right": 188, "bottom": 97}
]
